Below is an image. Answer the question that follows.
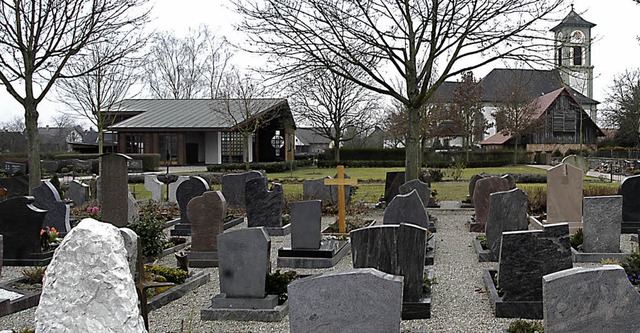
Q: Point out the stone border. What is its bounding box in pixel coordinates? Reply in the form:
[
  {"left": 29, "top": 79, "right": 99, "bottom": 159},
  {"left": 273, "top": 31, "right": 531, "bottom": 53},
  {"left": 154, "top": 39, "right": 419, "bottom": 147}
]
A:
[
  {"left": 482, "top": 269, "right": 542, "bottom": 319},
  {"left": 276, "top": 241, "right": 351, "bottom": 269},
  {"left": 570, "top": 247, "right": 630, "bottom": 263},
  {"left": 425, "top": 236, "right": 436, "bottom": 266},
  {"left": 472, "top": 234, "right": 493, "bottom": 262},
  {"left": 148, "top": 270, "right": 210, "bottom": 311},
  {"left": 402, "top": 267, "right": 434, "bottom": 320},
  {"left": 223, "top": 216, "right": 244, "bottom": 230},
  {"left": 0, "top": 277, "right": 41, "bottom": 318},
  {"left": 201, "top": 301, "right": 288, "bottom": 322},
  {"left": 263, "top": 223, "right": 291, "bottom": 236}
]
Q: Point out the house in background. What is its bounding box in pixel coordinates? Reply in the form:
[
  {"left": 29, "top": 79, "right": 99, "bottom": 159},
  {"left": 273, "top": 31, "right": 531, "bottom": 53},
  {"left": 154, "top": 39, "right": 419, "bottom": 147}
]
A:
[
  {"left": 38, "top": 125, "right": 85, "bottom": 153},
  {"left": 294, "top": 127, "right": 331, "bottom": 156},
  {"left": 67, "top": 127, "right": 118, "bottom": 154},
  {"left": 0, "top": 131, "right": 27, "bottom": 153},
  {"left": 107, "top": 99, "right": 296, "bottom": 165}
]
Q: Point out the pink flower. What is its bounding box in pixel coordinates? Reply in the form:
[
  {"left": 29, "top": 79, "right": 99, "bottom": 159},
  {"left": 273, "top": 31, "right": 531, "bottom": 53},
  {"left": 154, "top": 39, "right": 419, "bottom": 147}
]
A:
[
  {"left": 86, "top": 206, "right": 92, "bottom": 213},
  {"left": 91, "top": 206, "right": 99, "bottom": 215}
]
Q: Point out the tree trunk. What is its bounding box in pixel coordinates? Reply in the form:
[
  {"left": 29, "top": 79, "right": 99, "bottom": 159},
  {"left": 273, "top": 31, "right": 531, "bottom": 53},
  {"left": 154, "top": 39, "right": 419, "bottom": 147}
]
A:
[
  {"left": 405, "top": 105, "right": 422, "bottom": 181},
  {"left": 24, "top": 99, "right": 41, "bottom": 194},
  {"left": 334, "top": 138, "right": 340, "bottom": 162},
  {"left": 243, "top": 134, "right": 250, "bottom": 170},
  {"left": 514, "top": 135, "right": 519, "bottom": 164}
]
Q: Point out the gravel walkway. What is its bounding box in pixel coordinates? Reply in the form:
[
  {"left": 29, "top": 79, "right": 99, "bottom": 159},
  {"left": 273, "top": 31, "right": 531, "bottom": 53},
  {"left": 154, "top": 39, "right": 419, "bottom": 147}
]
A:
[{"left": 0, "top": 206, "right": 540, "bottom": 332}]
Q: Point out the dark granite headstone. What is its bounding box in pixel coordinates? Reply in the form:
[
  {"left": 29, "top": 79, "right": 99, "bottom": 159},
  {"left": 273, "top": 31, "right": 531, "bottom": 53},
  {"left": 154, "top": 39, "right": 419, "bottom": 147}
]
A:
[
  {"left": 471, "top": 175, "right": 515, "bottom": 232},
  {"left": 4, "top": 162, "right": 27, "bottom": 176},
  {"left": 498, "top": 223, "right": 572, "bottom": 302},
  {"left": 384, "top": 171, "right": 405, "bottom": 203},
  {"left": 33, "top": 181, "right": 71, "bottom": 235},
  {"left": 187, "top": 191, "right": 227, "bottom": 267},
  {"left": 222, "top": 170, "right": 263, "bottom": 210},
  {"left": 173, "top": 176, "right": 210, "bottom": 236},
  {"left": 0, "top": 196, "right": 52, "bottom": 265},
  {"left": 468, "top": 173, "right": 489, "bottom": 203},
  {"left": 619, "top": 175, "right": 640, "bottom": 233},
  {"left": 399, "top": 179, "right": 430, "bottom": 208},
  {"left": 486, "top": 188, "right": 529, "bottom": 261},
  {"left": 99, "top": 154, "right": 131, "bottom": 227},
  {"left": 291, "top": 200, "right": 321, "bottom": 249},
  {"left": 0, "top": 176, "right": 29, "bottom": 200},
  {"left": 383, "top": 190, "right": 429, "bottom": 229},
  {"left": 245, "top": 177, "right": 283, "bottom": 228},
  {"left": 66, "top": 180, "right": 89, "bottom": 207}
]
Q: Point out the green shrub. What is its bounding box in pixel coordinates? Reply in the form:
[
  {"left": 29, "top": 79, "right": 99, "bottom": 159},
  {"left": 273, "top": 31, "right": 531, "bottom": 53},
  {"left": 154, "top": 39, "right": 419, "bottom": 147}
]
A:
[
  {"left": 427, "top": 169, "right": 444, "bottom": 182},
  {"left": 49, "top": 173, "right": 64, "bottom": 198},
  {"left": 551, "top": 149, "right": 563, "bottom": 157},
  {"left": 320, "top": 148, "right": 405, "bottom": 161},
  {"left": 623, "top": 252, "right": 640, "bottom": 285},
  {"left": 570, "top": 228, "right": 583, "bottom": 250},
  {"left": 127, "top": 153, "right": 160, "bottom": 172},
  {"left": 583, "top": 184, "right": 619, "bottom": 197},
  {"left": 21, "top": 266, "right": 46, "bottom": 285},
  {"left": 128, "top": 200, "right": 166, "bottom": 260},
  {"left": 522, "top": 186, "right": 546, "bottom": 215},
  {"left": 509, "top": 173, "right": 547, "bottom": 183},
  {"left": 207, "top": 160, "right": 309, "bottom": 173},
  {"left": 148, "top": 265, "right": 189, "bottom": 284},
  {"left": 265, "top": 270, "right": 299, "bottom": 303},
  {"left": 507, "top": 319, "right": 544, "bottom": 333}
]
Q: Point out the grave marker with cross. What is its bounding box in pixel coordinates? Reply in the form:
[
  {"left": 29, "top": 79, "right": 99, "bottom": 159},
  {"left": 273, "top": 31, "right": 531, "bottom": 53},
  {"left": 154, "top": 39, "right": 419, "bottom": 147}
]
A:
[{"left": 324, "top": 165, "right": 358, "bottom": 234}]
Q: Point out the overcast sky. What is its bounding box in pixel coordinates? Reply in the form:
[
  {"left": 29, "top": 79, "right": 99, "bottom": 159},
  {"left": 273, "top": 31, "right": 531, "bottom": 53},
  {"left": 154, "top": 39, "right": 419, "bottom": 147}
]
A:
[{"left": 0, "top": 0, "right": 638, "bottom": 127}]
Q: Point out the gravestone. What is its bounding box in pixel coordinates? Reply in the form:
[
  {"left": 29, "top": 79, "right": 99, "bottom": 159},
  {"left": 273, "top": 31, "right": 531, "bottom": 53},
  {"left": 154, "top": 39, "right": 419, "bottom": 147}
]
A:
[
  {"left": 288, "top": 268, "right": 403, "bottom": 333},
  {"left": 561, "top": 154, "right": 590, "bottom": 174},
  {"left": 302, "top": 176, "right": 351, "bottom": 206},
  {"left": 485, "top": 188, "right": 529, "bottom": 261},
  {"left": 383, "top": 190, "right": 429, "bottom": 229},
  {"left": 4, "top": 162, "right": 27, "bottom": 176},
  {"left": 100, "top": 154, "right": 131, "bottom": 227},
  {"left": 172, "top": 176, "right": 210, "bottom": 236},
  {"left": 0, "top": 176, "right": 29, "bottom": 199},
  {"left": 277, "top": 200, "right": 350, "bottom": 268},
  {"left": 35, "top": 218, "right": 146, "bottom": 332},
  {"left": 383, "top": 171, "right": 405, "bottom": 203},
  {"left": 33, "top": 181, "right": 71, "bottom": 236},
  {"left": 202, "top": 227, "right": 287, "bottom": 321},
  {"left": 143, "top": 175, "right": 163, "bottom": 202},
  {"left": 66, "top": 180, "right": 89, "bottom": 206},
  {"left": 470, "top": 175, "right": 515, "bottom": 232},
  {"left": 547, "top": 163, "right": 583, "bottom": 230},
  {"left": 468, "top": 173, "right": 489, "bottom": 203},
  {"left": 168, "top": 175, "right": 189, "bottom": 203},
  {"left": 619, "top": 174, "right": 640, "bottom": 233},
  {"left": 221, "top": 170, "right": 263, "bottom": 209},
  {"left": 127, "top": 192, "right": 139, "bottom": 223},
  {"left": 399, "top": 179, "right": 431, "bottom": 208},
  {"left": 119, "top": 228, "right": 138, "bottom": 277},
  {"left": 582, "top": 195, "right": 622, "bottom": 254},
  {"left": 245, "top": 177, "right": 289, "bottom": 236},
  {"left": 187, "top": 191, "right": 227, "bottom": 267},
  {"left": 543, "top": 265, "right": 640, "bottom": 332},
  {"left": 351, "top": 223, "right": 429, "bottom": 319},
  {"left": 0, "top": 197, "right": 52, "bottom": 266}
]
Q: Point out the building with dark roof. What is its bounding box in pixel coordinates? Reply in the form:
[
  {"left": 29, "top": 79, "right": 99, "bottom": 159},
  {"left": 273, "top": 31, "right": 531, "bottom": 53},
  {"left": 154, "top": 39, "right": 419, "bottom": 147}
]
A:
[{"left": 294, "top": 127, "right": 332, "bottom": 156}]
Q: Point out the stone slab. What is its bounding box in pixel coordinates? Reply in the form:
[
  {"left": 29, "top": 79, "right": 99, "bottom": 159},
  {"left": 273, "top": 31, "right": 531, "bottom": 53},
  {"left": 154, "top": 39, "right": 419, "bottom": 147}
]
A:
[
  {"left": 547, "top": 163, "right": 583, "bottom": 224},
  {"left": 473, "top": 236, "right": 493, "bottom": 262},
  {"left": 147, "top": 271, "right": 210, "bottom": 311},
  {"left": 262, "top": 224, "right": 291, "bottom": 236},
  {"left": 483, "top": 269, "right": 542, "bottom": 319},
  {"left": 570, "top": 246, "right": 629, "bottom": 263},
  {"left": 486, "top": 188, "right": 528, "bottom": 261},
  {"left": 210, "top": 293, "right": 279, "bottom": 309},
  {"left": 383, "top": 171, "right": 405, "bottom": 203},
  {"left": 221, "top": 170, "right": 264, "bottom": 210},
  {"left": 383, "top": 190, "right": 429, "bottom": 229},
  {"left": 290, "top": 200, "right": 321, "bottom": 250},
  {"left": 0, "top": 277, "right": 42, "bottom": 318},
  {"left": 583, "top": 195, "right": 622, "bottom": 253},
  {"left": 201, "top": 296, "right": 288, "bottom": 322},
  {"left": 277, "top": 240, "right": 351, "bottom": 269}
]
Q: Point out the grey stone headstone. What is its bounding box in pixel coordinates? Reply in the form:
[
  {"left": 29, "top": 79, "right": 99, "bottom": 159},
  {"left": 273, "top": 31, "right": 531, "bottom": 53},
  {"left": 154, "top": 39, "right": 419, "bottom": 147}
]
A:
[
  {"left": 583, "top": 195, "right": 622, "bottom": 253},
  {"left": 383, "top": 190, "right": 428, "bottom": 229},
  {"left": 100, "top": 154, "right": 131, "bottom": 227},
  {"left": 176, "top": 176, "right": 210, "bottom": 226},
  {"left": 0, "top": 197, "right": 48, "bottom": 264},
  {"left": 468, "top": 173, "right": 489, "bottom": 202},
  {"left": 543, "top": 265, "right": 640, "bottom": 333},
  {"left": 119, "top": 227, "right": 138, "bottom": 277},
  {"left": 547, "top": 163, "right": 583, "bottom": 224},
  {"left": 0, "top": 176, "right": 29, "bottom": 199},
  {"left": 498, "top": 223, "right": 572, "bottom": 302},
  {"left": 33, "top": 181, "right": 71, "bottom": 235},
  {"left": 66, "top": 180, "right": 89, "bottom": 207},
  {"left": 188, "top": 191, "right": 227, "bottom": 253},
  {"left": 384, "top": 171, "right": 405, "bottom": 203},
  {"left": 471, "top": 175, "right": 515, "bottom": 232},
  {"left": 168, "top": 176, "right": 189, "bottom": 203},
  {"left": 620, "top": 174, "right": 640, "bottom": 223},
  {"left": 217, "top": 227, "right": 271, "bottom": 298},
  {"left": 399, "top": 179, "right": 430, "bottom": 208},
  {"left": 486, "top": 188, "right": 529, "bottom": 261},
  {"left": 302, "top": 176, "right": 350, "bottom": 206},
  {"left": 222, "top": 170, "right": 264, "bottom": 210},
  {"left": 288, "top": 268, "right": 403, "bottom": 333},
  {"left": 35, "top": 219, "right": 146, "bottom": 332},
  {"left": 143, "top": 175, "right": 163, "bottom": 202},
  {"left": 351, "top": 223, "right": 426, "bottom": 302},
  {"left": 127, "top": 192, "right": 138, "bottom": 223},
  {"left": 561, "top": 154, "right": 590, "bottom": 174},
  {"left": 245, "top": 177, "right": 283, "bottom": 228},
  {"left": 291, "top": 200, "right": 322, "bottom": 250}
]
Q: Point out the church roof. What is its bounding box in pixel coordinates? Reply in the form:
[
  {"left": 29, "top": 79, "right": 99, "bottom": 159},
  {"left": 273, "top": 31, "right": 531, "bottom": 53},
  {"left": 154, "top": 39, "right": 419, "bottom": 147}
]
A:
[{"left": 550, "top": 8, "right": 596, "bottom": 32}]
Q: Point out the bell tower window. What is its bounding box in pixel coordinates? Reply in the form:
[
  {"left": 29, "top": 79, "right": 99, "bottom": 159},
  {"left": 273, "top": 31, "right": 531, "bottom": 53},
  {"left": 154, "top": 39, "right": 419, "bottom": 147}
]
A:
[{"left": 571, "top": 46, "right": 582, "bottom": 66}]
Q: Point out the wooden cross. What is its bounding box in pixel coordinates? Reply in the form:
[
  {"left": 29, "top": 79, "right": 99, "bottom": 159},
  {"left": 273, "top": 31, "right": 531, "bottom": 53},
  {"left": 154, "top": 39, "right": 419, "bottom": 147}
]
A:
[
  {"left": 324, "top": 165, "right": 358, "bottom": 234},
  {"left": 133, "top": 238, "right": 174, "bottom": 330}
]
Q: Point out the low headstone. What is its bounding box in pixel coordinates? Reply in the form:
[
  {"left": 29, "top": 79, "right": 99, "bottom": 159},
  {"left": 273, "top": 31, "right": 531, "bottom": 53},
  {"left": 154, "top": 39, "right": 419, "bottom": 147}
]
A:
[
  {"left": 66, "top": 180, "right": 89, "bottom": 207},
  {"left": 486, "top": 188, "right": 528, "bottom": 261},
  {"left": 245, "top": 177, "right": 289, "bottom": 235},
  {"left": 619, "top": 174, "right": 640, "bottom": 233},
  {"left": 221, "top": 170, "right": 263, "bottom": 209},
  {"left": 398, "top": 179, "right": 431, "bottom": 208},
  {"left": 127, "top": 192, "right": 139, "bottom": 223},
  {"left": 100, "top": 154, "right": 131, "bottom": 227},
  {"left": 33, "top": 181, "right": 71, "bottom": 236},
  {"left": 302, "top": 176, "right": 351, "bottom": 206},
  {"left": 0, "top": 196, "right": 52, "bottom": 266},
  {"left": 187, "top": 191, "right": 227, "bottom": 267},
  {"left": 143, "top": 175, "right": 163, "bottom": 202},
  {"left": 383, "top": 190, "right": 429, "bottom": 229},
  {"left": 582, "top": 195, "right": 622, "bottom": 253},
  {"left": 168, "top": 175, "right": 189, "bottom": 203},
  {"left": 547, "top": 163, "right": 583, "bottom": 229},
  {"left": 470, "top": 175, "right": 515, "bottom": 232},
  {"left": 35, "top": 218, "right": 146, "bottom": 332},
  {"left": 4, "top": 162, "right": 27, "bottom": 176},
  {"left": 351, "top": 223, "right": 429, "bottom": 319},
  {"left": 543, "top": 265, "right": 640, "bottom": 332},
  {"left": 0, "top": 176, "right": 28, "bottom": 199},
  {"left": 202, "top": 227, "right": 287, "bottom": 321},
  {"left": 172, "top": 176, "right": 210, "bottom": 236},
  {"left": 383, "top": 171, "right": 405, "bottom": 203},
  {"left": 288, "top": 268, "right": 403, "bottom": 333},
  {"left": 561, "top": 154, "right": 590, "bottom": 174}
]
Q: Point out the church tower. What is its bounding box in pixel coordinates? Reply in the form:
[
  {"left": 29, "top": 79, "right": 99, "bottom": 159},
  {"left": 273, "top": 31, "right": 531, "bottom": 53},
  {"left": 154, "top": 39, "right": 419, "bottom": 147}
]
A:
[{"left": 551, "top": 7, "right": 595, "bottom": 101}]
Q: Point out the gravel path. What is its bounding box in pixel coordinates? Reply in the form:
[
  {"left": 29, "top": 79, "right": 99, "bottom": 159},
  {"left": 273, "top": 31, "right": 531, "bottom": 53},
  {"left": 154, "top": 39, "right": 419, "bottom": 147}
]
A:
[{"left": 0, "top": 206, "right": 558, "bottom": 332}]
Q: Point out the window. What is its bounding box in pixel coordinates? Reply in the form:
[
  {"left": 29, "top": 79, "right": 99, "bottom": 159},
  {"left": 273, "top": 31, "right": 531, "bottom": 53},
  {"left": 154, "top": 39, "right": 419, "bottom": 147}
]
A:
[
  {"left": 553, "top": 108, "right": 576, "bottom": 133},
  {"left": 159, "top": 134, "right": 178, "bottom": 162},
  {"left": 221, "top": 131, "right": 245, "bottom": 163},
  {"left": 572, "top": 46, "right": 582, "bottom": 66},
  {"left": 125, "top": 134, "right": 144, "bottom": 153},
  {"left": 557, "top": 48, "right": 563, "bottom": 66}
]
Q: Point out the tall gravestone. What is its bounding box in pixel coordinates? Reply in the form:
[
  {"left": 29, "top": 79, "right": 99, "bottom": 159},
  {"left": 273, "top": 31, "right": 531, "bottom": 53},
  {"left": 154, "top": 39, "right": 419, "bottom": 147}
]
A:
[
  {"left": 486, "top": 188, "right": 529, "bottom": 261},
  {"left": 582, "top": 195, "right": 622, "bottom": 253},
  {"left": 33, "top": 181, "right": 71, "bottom": 235},
  {"left": 383, "top": 171, "right": 405, "bottom": 203},
  {"left": 543, "top": 265, "right": 640, "bottom": 332},
  {"left": 172, "top": 176, "right": 210, "bottom": 236},
  {"left": 143, "top": 175, "right": 163, "bottom": 202},
  {"left": 288, "top": 268, "right": 403, "bottom": 333},
  {"left": 290, "top": 200, "right": 321, "bottom": 249},
  {"left": 187, "top": 191, "right": 227, "bottom": 267},
  {"left": 168, "top": 175, "right": 189, "bottom": 203},
  {"left": 0, "top": 196, "right": 51, "bottom": 266},
  {"left": 399, "top": 179, "right": 431, "bottom": 208},
  {"left": 547, "top": 163, "right": 583, "bottom": 230},
  {"left": 66, "top": 180, "right": 89, "bottom": 207},
  {"left": 619, "top": 174, "right": 640, "bottom": 233},
  {"left": 383, "top": 190, "right": 429, "bottom": 229},
  {"left": 221, "top": 170, "right": 263, "bottom": 209},
  {"left": 471, "top": 175, "right": 515, "bottom": 232},
  {"left": 467, "top": 173, "right": 489, "bottom": 204},
  {"left": 35, "top": 218, "right": 146, "bottom": 332},
  {"left": 100, "top": 154, "right": 131, "bottom": 227},
  {"left": 245, "top": 177, "right": 289, "bottom": 235}
]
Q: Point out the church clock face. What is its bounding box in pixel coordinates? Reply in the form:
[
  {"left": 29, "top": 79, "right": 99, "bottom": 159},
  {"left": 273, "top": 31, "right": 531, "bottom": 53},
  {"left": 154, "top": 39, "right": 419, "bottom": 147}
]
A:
[{"left": 570, "top": 30, "right": 585, "bottom": 44}]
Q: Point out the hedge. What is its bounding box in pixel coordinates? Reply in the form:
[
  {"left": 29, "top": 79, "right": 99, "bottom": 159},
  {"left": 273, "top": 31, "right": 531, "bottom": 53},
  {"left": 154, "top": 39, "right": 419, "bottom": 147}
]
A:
[
  {"left": 206, "top": 160, "right": 312, "bottom": 173},
  {"left": 53, "top": 153, "right": 160, "bottom": 172}
]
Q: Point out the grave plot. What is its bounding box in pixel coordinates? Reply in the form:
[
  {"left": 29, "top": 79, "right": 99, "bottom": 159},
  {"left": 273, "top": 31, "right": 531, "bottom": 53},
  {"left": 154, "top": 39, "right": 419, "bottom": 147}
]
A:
[
  {"left": 470, "top": 175, "right": 515, "bottom": 232},
  {"left": 245, "top": 176, "right": 290, "bottom": 236},
  {"left": 0, "top": 197, "right": 54, "bottom": 266},
  {"left": 172, "top": 176, "right": 210, "bottom": 236}
]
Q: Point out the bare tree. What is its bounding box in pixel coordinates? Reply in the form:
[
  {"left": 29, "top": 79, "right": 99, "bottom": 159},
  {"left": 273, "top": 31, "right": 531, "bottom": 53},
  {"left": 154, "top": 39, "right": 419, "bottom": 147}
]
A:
[
  {"left": 603, "top": 70, "right": 640, "bottom": 147},
  {"left": 0, "top": 0, "right": 150, "bottom": 191},
  {"left": 145, "top": 25, "right": 232, "bottom": 99},
  {"left": 235, "top": 0, "right": 564, "bottom": 180},
  {"left": 0, "top": 115, "right": 25, "bottom": 132},
  {"left": 49, "top": 113, "right": 78, "bottom": 152},
  {"left": 450, "top": 71, "right": 489, "bottom": 161},
  {"left": 291, "top": 68, "right": 380, "bottom": 161}
]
